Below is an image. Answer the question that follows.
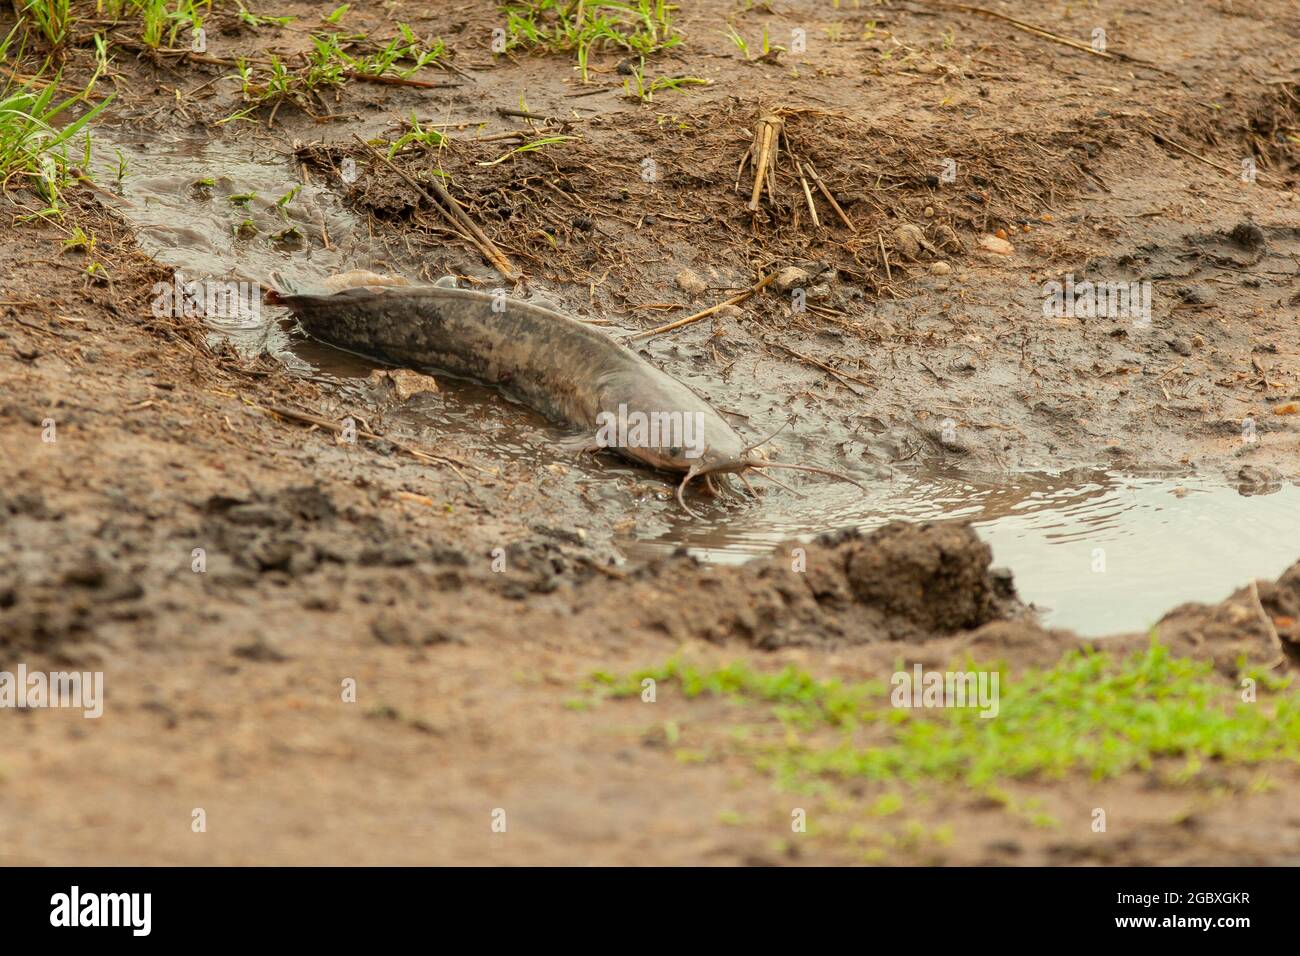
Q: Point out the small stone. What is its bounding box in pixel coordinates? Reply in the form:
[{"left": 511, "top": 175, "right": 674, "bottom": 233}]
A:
[
  {"left": 370, "top": 368, "right": 438, "bottom": 401},
  {"left": 893, "top": 223, "right": 927, "bottom": 259},
  {"left": 978, "top": 234, "right": 1015, "bottom": 256},
  {"left": 863, "top": 318, "right": 894, "bottom": 340},
  {"left": 774, "top": 266, "right": 811, "bottom": 293},
  {"left": 674, "top": 268, "right": 708, "bottom": 296},
  {"left": 233, "top": 638, "right": 289, "bottom": 662},
  {"left": 1237, "top": 465, "right": 1280, "bottom": 488},
  {"left": 929, "top": 261, "right": 952, "bottom": 276},
  {"left": 1228, "top": 221, "right": 1265, "bottom": 251},
  {"left": 932, "top": 224, "right": 964, "bottom": 252}
]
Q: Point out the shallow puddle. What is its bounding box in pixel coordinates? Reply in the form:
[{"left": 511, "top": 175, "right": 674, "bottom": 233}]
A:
[
  {"left": 98, "top": 127, "right": 367, "bottom": 369},
  {"left": 624, "top": 470, "right": 1300, "bottom": 637},
  {"left": 98, "top": 132, "right": 1300, "bottom": 638}
]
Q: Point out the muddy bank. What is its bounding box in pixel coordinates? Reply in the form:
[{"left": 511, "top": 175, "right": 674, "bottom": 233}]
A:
[
  {"left": 578, "top": 521, "right": 1021, "bottom": 649},
  {"left": 4, "top": 428, "right": 1290, "bottom": 679}
]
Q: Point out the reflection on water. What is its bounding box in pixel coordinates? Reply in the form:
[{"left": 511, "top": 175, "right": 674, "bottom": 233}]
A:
[{"left": 99, "top": 131, "right": 1300, "bottom": 639}]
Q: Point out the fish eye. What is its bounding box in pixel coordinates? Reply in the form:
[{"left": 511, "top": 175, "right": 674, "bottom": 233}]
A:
[{"left": 668, "top": 446, "right": 682, "bottom": 457}]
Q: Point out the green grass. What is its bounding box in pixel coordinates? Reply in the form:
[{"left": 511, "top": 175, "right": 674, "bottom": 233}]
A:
[
  {"left": 478, "top": 133, "right": 576, "bottom": 167},
  {"left": 223, "top": 26, "right": 444, "bottom": 123},
  {"left": 622, "top": 64, "right": 705, "bottom": 102},
  {"left": 586, "top": 639, "right": 1300, "bottom": 791},
  {"left": 723, "top": 24, "right": 774, "bottom": 62},
  {"left": 385, "top": 111, "right": 447, "bottom": 157},
  {"left": 13, "top": 0, "right": 72, "bottom": 48},
  {"left": 234, "top": 2, "right": 293, "bottom": 28},
  {"left": 503, "top": 0, "right": 682, "bottom": 82},
  {"left": 15, "top": 0, "right": 207, "bottom": 62},
  {"left": 0, "top": 28, "right": 111, "bottom": 208},
  {"left": 348, "top": 23, "right": 445, "bottom": 78},
  {"left": 224, "top": 54, "right": 325, "bottom": 121},
  {"left": 93, "top": 0, "right": 209, "bottom": 50}
]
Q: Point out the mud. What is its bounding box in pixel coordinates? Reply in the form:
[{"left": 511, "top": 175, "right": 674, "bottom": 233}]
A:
[
  {"left": 1156, "top": 560, "right": 1300, "bottom": 674},
  {"left": 1, "top": 0, "right": 1299, "bottom": 865},
  {"left": 561, "top": 520, "right": 1020, "bottom": 650}
]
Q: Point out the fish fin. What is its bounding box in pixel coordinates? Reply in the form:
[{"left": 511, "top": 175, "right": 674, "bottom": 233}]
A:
[
  {"left": 321, "top": 270, "right": 412, "bottom": 294},
  {"left": 267, "top": 270, "right": 299, "bottom": 297},
  {"left": 555, "top": 432, "right": 601, "bottom": 455}
]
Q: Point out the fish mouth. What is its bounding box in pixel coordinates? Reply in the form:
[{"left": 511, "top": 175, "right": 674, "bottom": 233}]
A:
[{"left": 614, "top": 443, "right": 713, "bottom": 474}]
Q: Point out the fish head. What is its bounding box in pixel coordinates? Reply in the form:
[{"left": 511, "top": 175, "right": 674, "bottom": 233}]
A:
[
  {"left": 593, "top": 407, "right": 751, "bottom": 475},
  {"left": 615, "top": 442, "right": 704, "bottom": 474}
]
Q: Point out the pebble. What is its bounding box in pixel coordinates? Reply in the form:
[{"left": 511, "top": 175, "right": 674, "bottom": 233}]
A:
[
  {"left": 674, "top": 268, "right": 707, "bottom": 296},
  {"left": 978, "top": 234, "right": 1015, "bottom": 256},
  {"left": 774, "top": 266, "right": 811, "bottom": 293},
  {"left": 893, "top": 223, "right": 927, "bottom": 259},
  {"left": 369, "top": 368, "right": 439, "bottom": 401}
]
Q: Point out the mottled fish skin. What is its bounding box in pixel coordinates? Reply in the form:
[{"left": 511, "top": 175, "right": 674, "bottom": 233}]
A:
[{"left": 272, "top": 284, "right": 750, "bottom": 475}]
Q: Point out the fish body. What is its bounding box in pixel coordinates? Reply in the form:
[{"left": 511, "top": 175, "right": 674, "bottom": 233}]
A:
[{"left": 269, "top": 283, "right": 750, "bottom": 476}]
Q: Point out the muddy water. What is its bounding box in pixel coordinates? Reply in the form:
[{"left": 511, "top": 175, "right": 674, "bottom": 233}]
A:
[
  {"left": 97, "top": 128, "right": 371, "bottom": 370},
  {"left": 627, "top": 470, "right": 1300, "bottom": 636},
  {"left": 98, "top": 132, "right": 1300, "bottom": 637}
]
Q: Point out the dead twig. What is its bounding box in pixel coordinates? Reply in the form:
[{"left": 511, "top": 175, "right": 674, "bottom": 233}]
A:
[
  {"left": 351, "top": 133, "right": 519, "bottom": 281},
  {"left": 575, "top": 555, "right": 630, "bottom": 580},
  {"left": 797, "top": 164, "right": 820, "bottom": 227},
  {"left": 340, "top": 70, "right": 461, "bottom": 90},
  {"left": 929, "top": 2, "right": 1116, "bottom": 59},
  {"left": 924, "top": 1, "right": 1174, "bottom": 74},
  {"left": 1248, "top": 579, "right": 1289, "bottom": 669},
  {"left": 744, "top": 114, "right": 784, "bottom": 212},
  {"left": 770, "top": 341, "right": 872, "bottom": 393},
  {"left": 1149, "top": 128, "right": 1280, "bottom": 184},
  {"left": 803, "top": 162, "right": 856, "bottom": 232},
  {"left": 250, "top": 401, "right": 491, "bottom": 490},
  {"left": 632, "top": 273, "right": 775, "bottom": 339},
  {"left": 496, "top": 107, "right": 575, "bottom": 126},
  {"left": 0, "top": 64, "right": 111, "bottom": 100}
]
